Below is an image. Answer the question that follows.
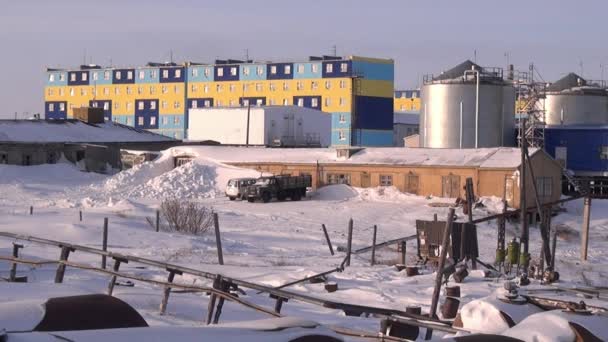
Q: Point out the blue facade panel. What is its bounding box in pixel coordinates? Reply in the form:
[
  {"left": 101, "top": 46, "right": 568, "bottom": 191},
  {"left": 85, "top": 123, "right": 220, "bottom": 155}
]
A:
[
  {"left": 352, "top": 129, "right": 393, "bottom": 147},
  {"left": 293, "top": 96, "right": 321, "bottom": 110},
  {"left": 394, "top": 90, "right": 420, "bottom": 98},
  {"left": 188, "top": 66, "right": 214, "bottom": 82},
  {"left": 159, "top": 114, "right": 185, "bottom": 130},
  {"left": 160, "top": 67, "right": 185, "bottom": 83},
  {"left": 293, "top": 62, "right": 322, "bottom": 79},
  {"left": 266, "top": 63, "right": 294, "bottom": 80},
  {"left": 331, "top": 112, "right": 351, "bottom": 130},
  {"left": 240, "top": 97, "right": 266, "bottom": 106},
  {"left": 239, "top": 64, "right": 267, "bottom": 81},
  {"left": 187, "top": 98, "right": 214, "bottom": 109},
  {"left": 89, "top": 70, "right": 113, "bottom": 85},
  {"left": 544, "top": 127, "right": 608, "bottom": 174},
  {"left": 134, "top": 99, "right": 159, "bottom": 129},
  {"left": 113, "top": 115, "right": 132, "bottom": 125},
  {"left": 112, "top": 69, "right": 136, "bottom": 84},
  {"left": 67, "top": 71, "right": 90, "bottom": 86},
  {"left": 352, "top": 61, "right": 393, "bottom": 81},
  {"left": 331, "top": 129, "right": 352, "bottom": 146},
  {"left": 214, "top": 65, "right": 240, "bottom": 82},
  {"left": 46, "top": 71, "right": 68, "bottom": 86},
  {"left": 44, "top": 101, "right": 68, "bottom": 120},
  {"left": 89, "top": 100, "right": 112, "bottom": 121},
  {"left": 322, "top": 60, "right": 352, "bottom": 78},
  {"left": 353, "top": 96, "right": 393, "bottom": 130},
  {"left": 135, "top": 68, "right": 160, "bottom": 84}
]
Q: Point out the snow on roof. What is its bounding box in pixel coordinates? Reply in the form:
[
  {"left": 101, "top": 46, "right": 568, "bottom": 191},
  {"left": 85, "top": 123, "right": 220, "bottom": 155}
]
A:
[
  {"left": 0, "top": 120, "right": 176, "bottom": 144},
  {"left": 394, "top": 112, "right": 420, "bottom": 125},
  {"left": 174, "top": 146, "right": 537, "bottom": 169}
]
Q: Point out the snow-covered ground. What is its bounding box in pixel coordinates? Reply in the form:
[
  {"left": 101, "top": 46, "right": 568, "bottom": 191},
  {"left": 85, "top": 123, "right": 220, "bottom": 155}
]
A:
[{"left": 1, "top": 148, "right": 607, "bottom": 340}]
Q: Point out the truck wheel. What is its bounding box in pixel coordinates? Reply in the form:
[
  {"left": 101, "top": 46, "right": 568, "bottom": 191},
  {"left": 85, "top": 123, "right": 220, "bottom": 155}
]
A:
[
  {"left": 262, "top": 192, "right": 271, "bottom": 203},
  {"left": 229, "top": 197, "right": 236, "bottom": 201},
  {"left": 247, "top": 197, "right": 255, "bottom": 203}
]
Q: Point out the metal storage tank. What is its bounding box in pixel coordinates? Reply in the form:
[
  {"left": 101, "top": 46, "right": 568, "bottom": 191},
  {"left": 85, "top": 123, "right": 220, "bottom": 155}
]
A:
[
  {"left": 543, "top": 73, "right": 608, "bottom": 125},
  {"left": 420, "top": 60, "right": 515, "bottom": 148}
]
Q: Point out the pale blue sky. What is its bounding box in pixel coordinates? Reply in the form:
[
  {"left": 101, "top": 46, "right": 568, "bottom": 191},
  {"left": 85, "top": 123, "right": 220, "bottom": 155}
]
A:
[{"left": 1, "top": 0, "right": 607, "bottom": 118}]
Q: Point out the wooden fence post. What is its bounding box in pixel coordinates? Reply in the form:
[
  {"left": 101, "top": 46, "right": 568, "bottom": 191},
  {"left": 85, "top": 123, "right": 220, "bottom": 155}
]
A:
[
  {"left": 425, "top": 207, "right": 455, "bottom": 340},
  {"left": 102, "top": 218, "right": 108, "bottom": 269},
  {"left": 400, "top": 241, "right": 407, "bottom": 265},
  {"left": 29, "top": 206, "right": 33, "bottom": 215},
  {"left": 79, "top": 210, "right": 82, "bottom": 222},
  {"left": 206, "top": 275, "right": 222, "bottom": 324},
  {"left": 156, "top": 210, "right": 160, "bottom": 232},
  {"left": 371, "top": 225, "right": 377, "bottom": 266},
  {"left": 54, "top": 246, "right": 74, "bottom": 284},
  {"left": 345, "top": 218, "right": 353, "bottom": 267},
  {"left": 581, "top": 197, "right": 591, "bottom": 261},
  {"left": 213, "top": 213, "right": 224, "bottom": 265},
  {"left": 321, "top": 224, "right": 335, "bottom": 256},
  {"left": 9, "top": 243, "right": 24, "bottom": 282},
  {"left": 159, "top": 268, "right": 182, "bottom": 315},
  {"left": 107, "top": 257, "right": 128, "bottom": 296}
]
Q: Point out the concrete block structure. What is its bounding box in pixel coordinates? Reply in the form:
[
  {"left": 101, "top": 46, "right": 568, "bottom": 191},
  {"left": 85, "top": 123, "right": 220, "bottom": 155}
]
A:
[{"left": 45, "top": 55, "right": 395, "bottom": 146}]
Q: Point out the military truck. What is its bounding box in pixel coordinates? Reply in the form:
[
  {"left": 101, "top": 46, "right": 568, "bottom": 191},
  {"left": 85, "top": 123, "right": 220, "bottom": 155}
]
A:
[{"left": 244, "top": 175, "right": 312, "bottom": 203}]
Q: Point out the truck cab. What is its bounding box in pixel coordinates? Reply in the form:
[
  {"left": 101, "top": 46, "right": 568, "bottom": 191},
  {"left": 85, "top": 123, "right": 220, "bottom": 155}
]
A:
[
  {"left": 225, "top": 178, "right": 257, "bottom": 200},
  {"left": 245, "top": 175, "right": 312, "bottom": 203}
]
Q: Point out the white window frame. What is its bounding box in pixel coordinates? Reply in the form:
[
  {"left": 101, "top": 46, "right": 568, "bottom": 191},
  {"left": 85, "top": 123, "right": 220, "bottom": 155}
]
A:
[
  {"left": 270, "top": 65, "right": 277, "bottom": 74},
  {"left": 311, "top": 98, "right": 318, "bottom": 107},
  {"left": 150, "top": 101, "right": 156, "bottom": 110},
  {"left": 297, "top": 64, "right": 304, "bottom": 74},
  {"left": 150, "top": 116, "right": 156, "bottom": 125},
  {"left": 311, "top": 64, "right": 319, "bottom": 73},
  {"left": 380, "top": 174, "right": 393, "bottom": 187},
  {"left": 284, "top": 65, "right": 291, "bottom": 74},
  {"left": 162, "top": 69, "right": 169, "bottom": 79},
  {"left": 339, "top": 114, "right": 346, "bottom": 123},
  {"left": 139, "top": 70, "right": 145, "bottom": 79},
  {"left": 138, "top": 102, "right": 144, "bottom": 110},
  {"left": 338, "top": 131, "right": 346, "bottom": 141},
  {"left": 175, "top": 69, "right": 181, "bottom": 78},
  {"left": 340, "top": 63, "right": 348, "bottom": 73},
  {"left": 127, "top": 71, "right": 133, "bottom": 80},
  {"left": 115, "top": 71, "right": 121, "bottom": 80},
  {"left": 326, "top": 63, "right": 333, "bottom": 73},
  {"left": 49, "top": 74, "right": 55, "bottom": 82},
  {"left": 230, "top": 67, "right": 237, "bottom": 76},
  {"left": 217, "top": 67, "right": 224, "bottom": 77},
  {"left": 257, "top": 66, "right": 264, "bottom": 75}
]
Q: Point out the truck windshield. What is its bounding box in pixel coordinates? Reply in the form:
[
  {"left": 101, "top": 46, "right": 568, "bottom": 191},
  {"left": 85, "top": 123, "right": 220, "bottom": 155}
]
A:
[
  {"left": 255, "top": 178, "right": 270, "bottom": 185},
  {"left": 228, "top": 180, "right": 236, "bottom": 186}
]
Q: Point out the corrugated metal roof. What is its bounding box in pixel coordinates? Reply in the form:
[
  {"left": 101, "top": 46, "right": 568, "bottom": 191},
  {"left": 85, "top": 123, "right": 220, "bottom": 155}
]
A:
[
  {"left": 433, "top": 60, "right": 483, "bottom": 81},
  {"left": 546, "top": 73, "right": 586, "bottom": 92}
]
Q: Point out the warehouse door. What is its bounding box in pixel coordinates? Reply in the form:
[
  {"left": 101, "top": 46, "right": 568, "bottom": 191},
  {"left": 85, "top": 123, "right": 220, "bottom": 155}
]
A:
[
  {"left": 555, "top": 147, "right": 567, "bottom": 168},
  {"left": 504, "top": 176, "right": 515, "bottom": 206},
  {"left": 441, "top": 174, "right": 460, "bottom": 198},
  {"left": 361, "top": 172, "right": 370, "bottom": 187}
]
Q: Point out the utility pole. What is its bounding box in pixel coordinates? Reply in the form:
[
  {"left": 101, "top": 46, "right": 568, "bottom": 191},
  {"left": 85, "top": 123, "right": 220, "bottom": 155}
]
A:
[{"left": 520, "top": 118, "right": 530, "bottom": 274}]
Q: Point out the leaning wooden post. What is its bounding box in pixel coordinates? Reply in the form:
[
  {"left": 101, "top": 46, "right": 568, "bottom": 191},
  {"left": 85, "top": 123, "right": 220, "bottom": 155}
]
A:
[
  {"left": 206, "top": 275, "right": 222, "bottom": 325},
  {"left": 321, "top": 224, "right": 335, "bottom": 256},
  {"left": 107, "top": 257, "right": 128, "bottom": 296},
  {"left": 400, "top": 241, "right": 407, "bottom": 265},
  {"left": 345, "top": 218, "right": 354, "bottom": 267},
  {"left": 54, "top": 246, "right": 74, "bottom": 284},
  {"left": 79, "top": 210, "right": 82, "bottom": 222},
  {"left": 213, "top": 213, "right": 224, "bottom": 265},
  {"left": 9, "top": 243, "right": 24, "bottom": 282},
  {"left": 156, "top": 209, "right": 160, "bottom": 232},
  {"left": 29, "top": 206, "right": 33, "bottom": 215},
  {"left": 370, "top": 225, "right": 378, "bottom": 266},
  {"left": 425, "top": 207, "right": 455, "bottom": 340},
  {"left": 270, "top": 294, "right": 289, "bottom": 314},
  {"left": 102, "top": 217, "right": 108, "bottom": 269},
  {"left": 159, "top": 268, "right": 182, "bottom": 315},
  {"left": 550, "top": 220, "right": 558, "bottom": 270},
  {"left": 462, "top": 178, "right": 474, "bottom": 265},
  {"left": 581, "top": 197, "right": 591, "bottom": 261},
  {"left": 212, "top": 278, "right": 231, "bottom": 324}
]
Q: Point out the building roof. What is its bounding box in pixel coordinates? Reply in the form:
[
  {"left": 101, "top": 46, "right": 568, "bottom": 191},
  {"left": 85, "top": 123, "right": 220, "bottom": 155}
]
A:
[
  {"left": 429, "top": 60, "right": 504, "bottom": 85},
  {"left": 0, "top": 119, "right": 176, "bottom": 144},
  {"left": 433, "top": 60, "right": 483, "bottom": 81},
  {"left": 394, "top": 112, "right": 420, "bottom": 125},
  {"left": 546, "top": 73, "right": 586, "bottom": 92},
  {"left": 173, "top": 146, "right": 540, "bottom": 169}
]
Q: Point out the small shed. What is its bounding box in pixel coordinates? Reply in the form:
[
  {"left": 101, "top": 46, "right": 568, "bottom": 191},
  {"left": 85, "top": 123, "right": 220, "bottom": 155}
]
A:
[{"left": 393, "top": 112, "right": 420, "bottom": 147}]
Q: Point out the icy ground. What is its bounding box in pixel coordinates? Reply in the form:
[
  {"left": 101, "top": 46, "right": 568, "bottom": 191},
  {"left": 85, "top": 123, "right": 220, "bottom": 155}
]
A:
[{"left": 1, "top": 148, "right": 607, "bottom": 340}]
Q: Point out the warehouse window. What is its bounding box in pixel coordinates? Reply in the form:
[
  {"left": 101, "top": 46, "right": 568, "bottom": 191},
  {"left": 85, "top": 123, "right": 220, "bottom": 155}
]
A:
[
  {"left": 191, "top": 68, "right": 198, "bottom": 77},
  {"left": 191, "top": 84, "right": 197, "bottom": 92},
  {"left": 216, "top": 84, "right": 223, "bottom": 92},
  {"left": 126, "top": 102, "right": 132, "bottom": 111},
  {"left": 536, "top": 177, "right": 552, "bottom": 197},
  {"left": 191, "top": 100, "right": 198, "bottom": 109},
  {"left": 174, "top": 101, "right": 180, "bottom": 109},
  {"left": 380, "top": 175, "right": 393, "bottom": 187},
  {"left": 339, "top": 97, "right": 346, "bottom": 107},
  {"left": 150, "top": 86, "right": 156, "bottom": 94},
  {"left": 204, "top": 100, "right": 211, "bottom": 107},
  {"left": 340, "top": 63, "right": 348, "bottom": 73},
  {"left": 229, "top": 84, "right": 236, "bottom": 92},
  {"left": 69, "top": 88, "right": 74, "bottom": 96},
  {"left": 126, "top": 86, "right": 132, "bottom": 94},
  {"left": 162, "top": 85, "right": 168, "bottom": 94},
  {"left": 297, "top": 64, "right": 304, "bottom": 74},
  {"left": 283, "top": 98, "right": 289, "bottom": 105},
  {"left": 174, "top": 85, "right": 180, "bottom": 94},
  {"left": 405, "top": 173, "right": 419, "bottom": 194},
  {"left": 255, "top": 83, "right": 263, "bottom": 92},
  {"left": 230, "top": 67, "right": 237, "bottom": 76},
  {"left": 161, "top": 101, "right": 167, "bottom": 109},
  {"left": 103, "top": 88, "right": 109, "bottom": 96},
  {"left": 80, "top": 88, "right": 86, "bottom": 96},
  {"left": 102, "top": 102, "right": 108, "bottom": 110},
  {"left": 137, "top": 86, "right": 143, "bottom": 95},
  {"left": 175, "top": 69, "right": 181, "bottom": 78},
  {"left": 270, "top": 65, "right": 277, "bottom": 74},
  {"left": 269, "top": 82, "right": 276, "bottom": 91},
  {"left": 296, "top": 81, "right": 303, "bottom": 90},
  {"left": 327, "top": 173, "right": 350, "bottom": 185},
  {"left": 243, "top": 99, "right": 249, "bottom": 106},
  {"left": 217, "top": 67, "right": 224, "bottom": 77},
  {"left": 59, "top": 88, "right": 64, "bottom": 96},
  {"left": 203, "top": 84, "right": 209, "bottom": 93},
  {"left": 257, "top": 66, "right": 264, "bottom": 75},
  {"left": 47, "top": 88, "right": 54, "bottom": 96},
  {"left": 284, "top": 65, "right": 291, "bottom": 74},
  {"left": 92, "top": 72, "right": 98, "bottom": 81},
  {"left": 325, "top": 97, "right": 331, "bottom": 107},
  {"left": 256, "top": 99, "right": 263, "bottom": 106},
  {"left": 114, "top": 87, "right": 120, "bottom": 95},
  {"left": 326, "top": 64, "right": 333, "bottom": 73},
  {"left": 59, "top": 73, "right": 66, "bottom": 81},
  {"left": 70, "top": 73, "right": 76, "bottom": 81},
  {"left": 600, "top": 146, "right": 608, "bottom": 159},
  {"left": 103, "top": 71, "right": 110, "bottom": 80},
  {"left": 127, "top": 71, "right": 133, "bottom": 80},
  {"left": 338, "top": 130, "right": 346, "bottom": 141}
]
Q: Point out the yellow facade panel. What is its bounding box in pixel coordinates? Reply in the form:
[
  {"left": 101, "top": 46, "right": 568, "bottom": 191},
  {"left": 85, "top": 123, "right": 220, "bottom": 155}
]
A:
[{"left": 356, "top": 79, "right": 393, "bottom": 98}]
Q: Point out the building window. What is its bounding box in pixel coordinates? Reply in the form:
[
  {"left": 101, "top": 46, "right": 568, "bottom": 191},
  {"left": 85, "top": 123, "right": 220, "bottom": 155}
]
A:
[
  {"left": 339, "top": 97, "right": 346, "bottom": 107},
  {"left": 216, "top": 84, "right": 223, "bottom": 92},
  {"left": 311, "top": 81, "right": 318, "bottom": 90},
  {"left": 102, "top": 102, "right": 108, "bottom": 110},
  {"left": 191, "top": 68, "right": 198, "bottom": 77},
  {"left": 204, "top": 68, "right": 210, "bottom": 77},
  {"left": 326, "top": 63, "right": 333, "bottom": 73},
  {"left": 150, "top": 116, "right": 156, "bottom": 125},
  {"left": 49, "top": 74, "right": 55, "bottom": 82},
  {"left": 270, "top": 65, "right": 277, "bottom": 74},
  {"left": 380, "top": 175, "right": 393, "bottom": 186},
  {"left": 59, "top": 73, "right": 66, "bottom": 81},
  {"left": 230, "top": 67, "right": 237, "bottom": 76},
  {"left": 217, "top": 67, "right": 224, "bottom": 77},
  {"left": 174, "top": 116, "right": 180, "bottom": 124},
  {"left": 228, "top": 99, "right": 235, "bottom": 107},
  {"left": 217, "top": 100, "right": 223, "bottom": 107},
  {"left": 256, "top": 99, "right": 263, "bottom": 106},
  {"left": 340, "top": 63, "right": 348, "bottom": 73},
  {"left": 204, "top": 100, "right": 211, "bottom": 107},
  {"left": 162, "top": 85, "right": 168, "bottom": 94},
  {"left": 69, "top": 88, "right": 74, "bottom": 96},
  {"left": 70, "top": 73, "right": 76, "bottom": 82},
  {"left": 48, "top": 103, "right": 55, "bottom": 111},
  {"left": 114, "top": 87, "right": 120, "bottom": 95},
  {"left": 284, "top": 65, "right": 291, "bottom": 74},
  {"left": 324, "top": 97, "right": 331, "bottom": 107},
  {"left": 339, "top": 80, "right": 347, "bottom": 88},
  {"left": 126, "top": 117, "right": 132, "bottom": 125},
  {"left": 126, "top": 102, "right": 132, "bottom": 111},
  {"left": 138, "top": 86, "right": 143, "bottom": 94},
  {"left": 47, "top": 88, "right": 54, "bottom": 96},
  {"left": 325, "top": 80, "right": 331, "bottom": 89},
  {"left": 79, "top": 87, "right": 86, "bottom": 96},
  {"left": 174, "top": 101, "right": 181, "bottom": 109},
  {"left": 148, "top": 69, "right": 156, "bottom": 78},
  {"left": 405, "top": 173, "right": 419, "bottom": 194},
  {"left": 297, "top": 64, "right": 304, "bottom": 74},
  {"left": 269, "top": 82, "right": 276, "bottom": 91},
  {"left": 536, "top": 177, "right": 553, "bottom": 197},
  {"left": 0, "top": 153, "right": 7, "bottom": 164},
  {"left": 191, "top": 100, "right": 198, "bottom": 108},
  {"left": 115, "top": 71, "right": 122, "bottom": 80},
  {"left": 162, "top": 69, "right": 169, "bottom": 79},
  {"left": 327, "top": 173, "right": 350, "bottom": 185},
  {"left": 59, "top": 103, "right": 65, "bottom": 111},
  {"left": 242, "top": 99, "right": 249, "bottom": 106},
  {"left": 269, "top": 98, "right": 276, "bottom": 105},
  {"left": 162, "top": 116, "right": 168, "bottom": 125},
  {"left": 138, "top": 116, "right": 144, "bottom": 126},
  {"left": 338, "top": 130, "right": 346, "bottom": 141},
  {"left": 256, "top": 66, "right": 264, "bottom": 75},
  {"left": 161, "top": 101, "right": 167, "bottom": 109},
  {"left": 174, "top": 85, "right": 180, "bottom": 94},
  {"left": 150, "top": 101, "right": 156, "bottom": 110},
  {"left": 92, "top": 72, "right": 98, "bottom": 81},
  {"left": 59, "top": 88, "right": 64, "bottom": 96},
  {"left": 138, "top": 102, "right": 144, "bottom": 110},
  {"left": 600, "top": 146, "right": 608, "bottom": 159},
  {"left": 103, "top": 88, "right": 109, "bottom": 96},
  {"left": 311, "top": 98, "right": 318, "bottom": 107},
  {"left": 283, "top": 98, "right": 289, "bottom": 105},
  {"left": 126, "top": 86, "right": 132, "bottom": 94},
  {"left": 339, "top": 114, "right": 346, "bottom": 123},
  {"left": 204, "top": 84, "right": 209, "bottom": 93},
  {"left": 297, "top": 98, "right": 304, "bottom": 107},
  {"left": 175, "top": 69, "right": 181, "bottom": 78},
  {"left": 114, "top": 102, "right": 120, "bottom": 109},
  {"left": 311, "top": 64, "right": 319, "bottom": 73},
  {"left": 150, "top": 85, "right": 156, "bottom": 94},
  {"left": 283, "top": 82, "right": 289, "bottom": 91},
  {"left": 127, "top": 71, "right": 133, "bottom": 80},
  {"left": 296, "top": 81, "right": 303, "bottom": 90},
  {"left": 139, "top": 70, "right": 145, "bottom": 79},
  {"left": 255, "top": 83, "right": 263, "bottom": 92},
  {"left": 229, "top": 84, "right": 236, "bottom": 92},
  {"left": 243, "top": 66, "right": 250, "bottom": 76}
]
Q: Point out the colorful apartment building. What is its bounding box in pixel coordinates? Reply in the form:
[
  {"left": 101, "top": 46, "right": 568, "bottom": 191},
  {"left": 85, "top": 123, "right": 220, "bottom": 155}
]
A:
[
  {"left": 44, "top": 56, "right": 394, "bottom": 146},
  {"left": 394, "top": 89, "right": 421, "bottom": 113}
]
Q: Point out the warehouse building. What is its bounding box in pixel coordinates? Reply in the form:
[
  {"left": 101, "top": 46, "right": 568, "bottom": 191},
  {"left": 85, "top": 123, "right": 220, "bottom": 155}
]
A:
[
  {"left": 44, "top": 55, "right": 394, "bottom": 146},
  {"left": 176, "top": 146, "right": 562, "bottom": 208},
  {"left": 188, "top": 106, "right": 331, "bottom": 147},
  {"left": 393, "top": 112, "right": 419, "bottom": 146},
  {"left": 0, "top": 108, "right": 178, "bottom": 173}
]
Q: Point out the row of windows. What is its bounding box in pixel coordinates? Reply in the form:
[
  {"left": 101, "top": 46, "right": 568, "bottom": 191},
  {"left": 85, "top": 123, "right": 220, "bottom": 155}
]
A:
[
  {"left": 114, "top": 115, "right": 181, "bottom": 126},
  {"left": 192, "top": 96, "right": 348, "bottom": 108},
  {"left": 195, "top": 79, "right": 348, "bottom": 93},
  {"left": 47, "top": 84, "right": 183, "bottom": 97},
  {"left": 49, "top": 69, "right": 183, "bottom": 83}
]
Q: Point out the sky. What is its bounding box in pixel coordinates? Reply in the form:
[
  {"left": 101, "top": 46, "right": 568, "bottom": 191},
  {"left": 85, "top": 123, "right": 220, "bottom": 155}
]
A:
[{"left": 1, "top": 0, "right": 607, "bottom": 118}]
